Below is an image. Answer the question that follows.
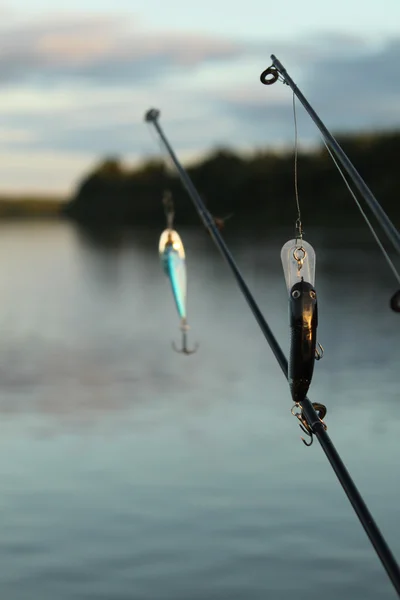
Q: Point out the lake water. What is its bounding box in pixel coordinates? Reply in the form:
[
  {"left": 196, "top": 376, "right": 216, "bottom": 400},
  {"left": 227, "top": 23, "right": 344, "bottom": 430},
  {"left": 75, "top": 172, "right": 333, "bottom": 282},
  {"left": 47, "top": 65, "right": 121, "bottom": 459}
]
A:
[{"left": 0, "top": 219, "right": 398, "bottom": 600}]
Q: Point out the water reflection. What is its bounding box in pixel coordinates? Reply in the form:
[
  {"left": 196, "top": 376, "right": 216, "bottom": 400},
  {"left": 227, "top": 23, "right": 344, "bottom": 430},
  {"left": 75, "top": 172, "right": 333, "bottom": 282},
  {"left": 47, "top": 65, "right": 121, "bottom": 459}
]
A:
[
  {"left": 0, "top": 221, "right": 398, "bottom": 599},
  {"left": 73, "top": 224, "right": 127, "bottom": 251}
]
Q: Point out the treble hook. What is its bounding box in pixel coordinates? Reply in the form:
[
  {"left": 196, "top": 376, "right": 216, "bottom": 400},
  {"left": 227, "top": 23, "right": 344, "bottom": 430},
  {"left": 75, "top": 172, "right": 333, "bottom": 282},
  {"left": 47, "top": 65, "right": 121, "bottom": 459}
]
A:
[
  {"left": 291, "top": 402, "right": 327, "bottom": 447},
  {"left": 172, "top": 322, "right": 198, "bottom": 355}
]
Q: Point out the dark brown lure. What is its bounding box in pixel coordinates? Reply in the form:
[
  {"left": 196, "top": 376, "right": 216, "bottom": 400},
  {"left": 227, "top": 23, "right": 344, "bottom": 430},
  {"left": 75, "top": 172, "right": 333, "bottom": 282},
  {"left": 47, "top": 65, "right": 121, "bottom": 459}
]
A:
[{"left": 288, "top": 278, "right": 318, "bottom": 404}]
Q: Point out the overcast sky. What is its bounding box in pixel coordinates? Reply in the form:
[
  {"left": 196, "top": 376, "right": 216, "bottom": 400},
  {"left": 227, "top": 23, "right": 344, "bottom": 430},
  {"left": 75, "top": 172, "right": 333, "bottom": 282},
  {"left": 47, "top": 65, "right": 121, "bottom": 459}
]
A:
[{"left": 1, "top": 0, "right": 400, "bottom": 193}]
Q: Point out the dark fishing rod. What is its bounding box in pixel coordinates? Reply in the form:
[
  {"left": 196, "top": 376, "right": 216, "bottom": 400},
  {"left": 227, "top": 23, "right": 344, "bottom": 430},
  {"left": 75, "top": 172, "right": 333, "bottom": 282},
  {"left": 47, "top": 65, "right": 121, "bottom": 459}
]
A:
[
  {"left": 260, "top": 55, "right": 400, "bottom": 257},
  {"left": 261, "top": 56, "right": 400, "bottom": 312},
  {"left": 144, "top": 108, "right": 400, "bottom": 596}
]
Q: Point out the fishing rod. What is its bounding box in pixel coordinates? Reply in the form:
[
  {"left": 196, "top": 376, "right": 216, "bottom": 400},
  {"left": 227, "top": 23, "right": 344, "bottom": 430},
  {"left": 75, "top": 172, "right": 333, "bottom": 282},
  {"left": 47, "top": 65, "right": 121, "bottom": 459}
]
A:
[
  {"left": 145, "top": 110, "right": 286, "bottom": 372},
  {"left": 144, "top": 108, "right": 400, "bottom": 596},
  {"left": 261, "top": 55, "right": 400, "bottom": 311}
]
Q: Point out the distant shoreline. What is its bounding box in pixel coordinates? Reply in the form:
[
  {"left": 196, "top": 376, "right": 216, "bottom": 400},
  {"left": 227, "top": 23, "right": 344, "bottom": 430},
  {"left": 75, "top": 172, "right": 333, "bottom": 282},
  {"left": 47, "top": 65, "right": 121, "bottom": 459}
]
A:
[
  {"left": 2, "top": 129, "right": 400, "bottom": 229},
  {"left": 0, "top": 196, "right": 66, "bottom": 219}
]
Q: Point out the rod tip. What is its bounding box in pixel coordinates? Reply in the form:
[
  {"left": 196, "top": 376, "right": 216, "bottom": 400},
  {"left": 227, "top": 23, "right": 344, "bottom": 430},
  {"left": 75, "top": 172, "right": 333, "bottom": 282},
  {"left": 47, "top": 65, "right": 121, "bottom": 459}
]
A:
[{"left": 144, "top": 108, "right": 160, "bottom": 123}]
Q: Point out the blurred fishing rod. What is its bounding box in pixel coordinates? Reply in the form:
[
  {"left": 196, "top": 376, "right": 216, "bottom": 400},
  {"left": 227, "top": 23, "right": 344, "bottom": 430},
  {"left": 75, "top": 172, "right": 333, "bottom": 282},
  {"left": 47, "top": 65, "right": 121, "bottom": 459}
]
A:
[
  {"left": 261, "top": 55, "right": 400, "bottom": 312},
  {"left": 144, "top": 108, "right": 400, "bottom": 597}
]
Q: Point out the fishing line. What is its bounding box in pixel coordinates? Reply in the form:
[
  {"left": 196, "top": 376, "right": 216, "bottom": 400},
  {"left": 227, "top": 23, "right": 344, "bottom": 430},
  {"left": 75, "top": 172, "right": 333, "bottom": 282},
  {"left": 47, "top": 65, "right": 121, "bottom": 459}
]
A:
[
  {"left": 146, "top": 121, "right": 176, "bottom": 184},
  {"left": 264, "top": 54, "right": 400, "bottom": 258},
  {"left": 291, "top": 81, "right": 399, "bottom": 288},
  {"left": 322, "top": 138, "right": 400, "bottom": 286},
  {"left": 292, "top": 92, "right": 303, "bottom": 241}
]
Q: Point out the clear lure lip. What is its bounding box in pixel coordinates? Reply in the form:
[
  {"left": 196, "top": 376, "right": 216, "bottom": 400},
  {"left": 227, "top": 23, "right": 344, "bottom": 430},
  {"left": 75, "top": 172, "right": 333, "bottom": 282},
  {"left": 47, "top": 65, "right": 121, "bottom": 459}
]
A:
[
  {"left": 281, "top": 238, "right": 316, "bottom": 294},
  {"left": 159, "top": 229, "right": 185, "bottom": 259}
]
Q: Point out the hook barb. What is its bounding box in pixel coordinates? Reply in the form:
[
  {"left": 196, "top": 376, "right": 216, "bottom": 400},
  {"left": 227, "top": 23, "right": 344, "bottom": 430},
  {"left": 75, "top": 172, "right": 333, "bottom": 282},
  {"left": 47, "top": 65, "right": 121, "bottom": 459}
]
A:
[
  {"left": 299, "top": 423, "right": 313, "bottom": 446},
  {"left": 315, "top": 342, "right": 324, "bottom": 360}
]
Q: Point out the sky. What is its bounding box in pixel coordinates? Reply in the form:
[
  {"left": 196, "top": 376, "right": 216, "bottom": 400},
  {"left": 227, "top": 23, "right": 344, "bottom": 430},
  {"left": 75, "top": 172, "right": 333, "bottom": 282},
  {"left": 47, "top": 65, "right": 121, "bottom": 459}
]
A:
[{"left": 1, "top": 0, "right": 400, "bottom": 194}]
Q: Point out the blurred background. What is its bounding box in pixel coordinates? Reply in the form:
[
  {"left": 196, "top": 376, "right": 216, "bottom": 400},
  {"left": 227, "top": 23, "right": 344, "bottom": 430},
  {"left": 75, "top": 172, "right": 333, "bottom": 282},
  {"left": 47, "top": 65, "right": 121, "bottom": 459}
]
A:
[{"left": 0, "top": 1, "right": 399, "bottom": 599}]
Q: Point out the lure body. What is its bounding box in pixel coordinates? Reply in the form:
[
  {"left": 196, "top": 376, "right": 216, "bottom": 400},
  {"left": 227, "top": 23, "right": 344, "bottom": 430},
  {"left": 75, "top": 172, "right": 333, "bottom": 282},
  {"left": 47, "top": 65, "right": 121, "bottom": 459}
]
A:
[
  {"left": 288, "top": 279, "right": 318, "bottom": 404},
  {"left": 159, "top": 228, "right": 187, "bottom": 321},
  {"left": 281, "top": 238, "right": 320, "bottom": 404},
  {"left": 158, "top": 207, "right": 197, "bottom": 354}
]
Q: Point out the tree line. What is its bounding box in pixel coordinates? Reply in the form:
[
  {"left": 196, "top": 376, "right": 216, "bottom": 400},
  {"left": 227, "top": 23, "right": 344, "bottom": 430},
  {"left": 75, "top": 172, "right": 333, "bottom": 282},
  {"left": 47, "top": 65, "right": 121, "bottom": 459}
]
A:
[{"left": 63, "top": 130, "right": 400, "bottom": 231}]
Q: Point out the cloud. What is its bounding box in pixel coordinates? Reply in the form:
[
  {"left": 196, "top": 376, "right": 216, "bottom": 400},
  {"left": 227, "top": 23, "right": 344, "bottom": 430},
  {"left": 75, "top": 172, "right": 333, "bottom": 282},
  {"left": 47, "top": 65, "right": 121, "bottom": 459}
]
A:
[
  {"left": 304, "top": 37, "right": 400, "bottom": 118},
  {"left": 217, "top": 34, "right": 400, "bottom": 147},
  {"left": 0, "top": 82, "right": 222, "bottom": 156},
  {"left": 0, "top": 11, "right": 399, "bottom": 192},
  {"left": 0, "top": 127, "right": 36, "bottom": 143},
  {"left": 0, "top": 12, "right": 245, "bottom": 85}
]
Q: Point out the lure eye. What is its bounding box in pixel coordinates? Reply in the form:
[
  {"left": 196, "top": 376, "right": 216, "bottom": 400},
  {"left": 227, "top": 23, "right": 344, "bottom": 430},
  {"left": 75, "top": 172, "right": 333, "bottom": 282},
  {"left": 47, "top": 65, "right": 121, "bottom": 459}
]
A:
[
  {"left": 309, "top": 290, "right": 316, "bottom": 299},
  {"left": 292, "top": 290, "right": 301, "bottom": 299}
]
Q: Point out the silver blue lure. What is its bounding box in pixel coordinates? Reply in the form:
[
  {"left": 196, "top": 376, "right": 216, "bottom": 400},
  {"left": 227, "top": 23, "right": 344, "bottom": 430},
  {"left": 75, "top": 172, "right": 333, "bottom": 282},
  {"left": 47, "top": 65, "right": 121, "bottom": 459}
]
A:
[{"left": 159, "top": 193, "right": 198, "bottom": 355}]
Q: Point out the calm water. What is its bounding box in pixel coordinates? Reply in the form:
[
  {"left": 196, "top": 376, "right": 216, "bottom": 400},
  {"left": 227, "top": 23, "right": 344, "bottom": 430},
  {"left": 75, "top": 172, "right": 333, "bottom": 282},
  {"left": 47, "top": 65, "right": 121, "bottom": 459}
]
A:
[{"left": 0, "top": 219, "right": 398, "bottom": 600}]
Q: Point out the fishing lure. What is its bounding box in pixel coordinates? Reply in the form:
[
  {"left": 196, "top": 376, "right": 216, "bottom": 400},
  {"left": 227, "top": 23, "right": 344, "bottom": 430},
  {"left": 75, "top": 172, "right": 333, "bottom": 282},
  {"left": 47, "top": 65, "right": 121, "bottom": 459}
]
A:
[
  {"left": 281, "top": 238, "right": 323, "bottom": 404},
  {"left": 158, "top": 193, "right": 198, "bottom": 355}
]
